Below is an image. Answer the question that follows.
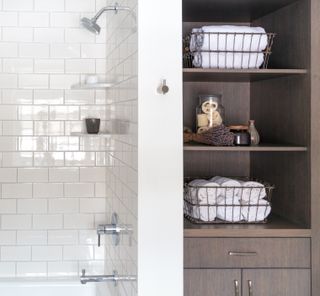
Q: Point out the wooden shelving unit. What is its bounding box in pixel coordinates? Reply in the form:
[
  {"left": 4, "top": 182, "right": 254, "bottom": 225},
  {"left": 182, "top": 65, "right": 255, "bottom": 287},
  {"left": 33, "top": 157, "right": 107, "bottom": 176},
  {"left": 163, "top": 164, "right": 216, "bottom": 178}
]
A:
[
  {"left": 183, "top": 0, "right": 301, "bottom": 22},
  {"left": 184, "top": 216, "right": 311, "bottom": 238},
  {"left": 183, "top": 68, "right": 307, "bottom": 82},
  {"left": 184, "top": 143, "right": 308, "bottom": 152},
  {"left": 182, "top": 0, "right": 310, "bottom": 233},
  {"left": 182, "top": 0, "right": 319, "bottom": 294}
]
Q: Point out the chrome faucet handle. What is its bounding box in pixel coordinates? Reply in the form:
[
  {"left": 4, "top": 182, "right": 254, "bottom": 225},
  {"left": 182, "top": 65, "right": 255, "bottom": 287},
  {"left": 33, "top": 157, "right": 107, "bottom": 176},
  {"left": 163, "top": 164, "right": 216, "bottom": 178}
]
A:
[
  {"left": 97, "top": 224, "right": 105, "bottom": 247},
  {"left": 82, "top": 269, "right": 86, "bottom": 277},
  {"left": 96, "top": 212, "right": 133, "bottom": 247},
  {"left": 97, "top": 220, "right": 116, "bottom": 247}
]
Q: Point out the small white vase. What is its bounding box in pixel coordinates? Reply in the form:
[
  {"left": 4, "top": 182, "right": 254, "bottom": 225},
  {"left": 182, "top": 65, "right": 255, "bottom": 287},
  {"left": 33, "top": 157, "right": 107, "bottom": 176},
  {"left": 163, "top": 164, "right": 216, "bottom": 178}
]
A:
[{"left": 248, "top": 120, "right": 260, "bottom": 145}]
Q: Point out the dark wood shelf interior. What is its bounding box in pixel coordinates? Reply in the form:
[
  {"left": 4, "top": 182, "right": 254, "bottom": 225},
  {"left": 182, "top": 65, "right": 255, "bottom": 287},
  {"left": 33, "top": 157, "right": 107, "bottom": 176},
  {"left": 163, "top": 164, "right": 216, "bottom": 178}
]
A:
[
  {"left": 184, "top": 143, "right": 308, "bottom": 152},
  {"left": 183, "top": 0, "right": 300, "bottom": 22},
  {"left": 183, "top": 0, "right": 311, "bottom": 231},
  {"left": 183, "top": 68, "right": 307, "bottom": 82},
  {"left": 184, "top": 215, "right": 311, "bottom": 238},
  {"left": 182, "top": 0, "right": 316, "bottom": 291}
]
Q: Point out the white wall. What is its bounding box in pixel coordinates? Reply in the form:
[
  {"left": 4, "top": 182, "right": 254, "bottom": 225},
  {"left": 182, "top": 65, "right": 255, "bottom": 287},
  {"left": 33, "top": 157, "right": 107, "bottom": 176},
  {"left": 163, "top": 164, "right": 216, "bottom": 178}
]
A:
[
  {"left": 138, "top": 0, "right": 183, "bottom": 295},
  {"left": 0, "top": 0, "right": 110, "bottom": 278}
]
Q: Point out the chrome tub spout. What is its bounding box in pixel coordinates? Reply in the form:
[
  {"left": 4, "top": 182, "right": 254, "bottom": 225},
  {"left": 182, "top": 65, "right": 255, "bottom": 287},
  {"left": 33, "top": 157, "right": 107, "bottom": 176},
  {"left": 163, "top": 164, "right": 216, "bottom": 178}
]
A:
[{"left": 80, "top": 269, "right": 136, "bottom": 286}]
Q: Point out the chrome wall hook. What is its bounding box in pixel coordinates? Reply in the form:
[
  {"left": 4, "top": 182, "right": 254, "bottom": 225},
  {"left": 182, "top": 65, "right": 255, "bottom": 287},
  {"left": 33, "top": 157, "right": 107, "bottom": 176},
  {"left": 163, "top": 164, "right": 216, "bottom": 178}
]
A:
[{"left": 157, "top": 79, "right": 170, "bottom": 95}]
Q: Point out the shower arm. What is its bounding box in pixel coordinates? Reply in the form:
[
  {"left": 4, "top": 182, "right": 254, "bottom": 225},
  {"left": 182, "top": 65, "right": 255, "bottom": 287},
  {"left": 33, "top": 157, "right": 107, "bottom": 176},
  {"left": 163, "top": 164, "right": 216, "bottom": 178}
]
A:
[{"left": 92, "top": 3, "right": 135, "bottom": 22}]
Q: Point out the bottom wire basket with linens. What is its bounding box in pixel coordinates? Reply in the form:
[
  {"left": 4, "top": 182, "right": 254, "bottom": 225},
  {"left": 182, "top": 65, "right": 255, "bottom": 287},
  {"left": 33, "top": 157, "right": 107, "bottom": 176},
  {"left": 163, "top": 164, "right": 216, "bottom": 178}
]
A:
[{"left": 184, "top": 176, "right": 274, "bottom": 224}]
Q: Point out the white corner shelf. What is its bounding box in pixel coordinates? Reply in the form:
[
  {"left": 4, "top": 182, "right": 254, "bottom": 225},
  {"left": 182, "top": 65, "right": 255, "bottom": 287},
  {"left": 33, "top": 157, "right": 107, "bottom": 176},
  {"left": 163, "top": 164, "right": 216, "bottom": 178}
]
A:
[
  {"left": 70, "top": 132, "right": 112, "bottom": 138},
  {"left": 71, "top": 82, "right": 114, "bottom": 89}
]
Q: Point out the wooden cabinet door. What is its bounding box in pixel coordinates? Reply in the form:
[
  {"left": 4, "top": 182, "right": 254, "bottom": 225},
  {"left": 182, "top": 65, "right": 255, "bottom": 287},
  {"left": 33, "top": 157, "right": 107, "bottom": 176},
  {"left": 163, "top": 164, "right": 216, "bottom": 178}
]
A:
[
  {"left": 242, "top": 269, "right": 310, "bottom": 296},
  {"left": 184, "top": 269, "right": 241, "bottom": 296}
]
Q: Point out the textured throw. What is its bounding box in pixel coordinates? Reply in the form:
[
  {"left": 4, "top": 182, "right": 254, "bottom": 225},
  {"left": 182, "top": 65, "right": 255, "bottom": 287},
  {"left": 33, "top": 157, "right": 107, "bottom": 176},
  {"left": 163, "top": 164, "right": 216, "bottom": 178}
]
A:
[{"left": 184, "top": 124, "right": 234, "bottom": 146}]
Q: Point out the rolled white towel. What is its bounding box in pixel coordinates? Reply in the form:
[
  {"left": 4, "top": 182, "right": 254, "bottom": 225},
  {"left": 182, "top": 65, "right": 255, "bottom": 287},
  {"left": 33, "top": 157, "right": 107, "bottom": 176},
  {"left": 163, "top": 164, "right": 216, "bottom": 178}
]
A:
[
  {"left": 186, "top": 179, "right": 220, "bottom": 205},
  {"left": 216, "top": 196, "right": 242, "bottom": 222},
  {"left": 184, "top": 204, "right": 217, "bottom": 222},
  {"left": 241, "top": 199, "right": 271, "bottom": 222},
  {"left": 210, "top": 176, "right": 242, "bottom": 199},
  {"left": 238, "top": 181, "right": 267, "bottom": 204},
  {"left": 190, "top": 25, "right": 268, "bottom": 52},
  {"left": 185, "top": 179, "right": 205, "bottom": 203},
  {"left": 193, "top": 52, "right": 264, "bottom": 69}
]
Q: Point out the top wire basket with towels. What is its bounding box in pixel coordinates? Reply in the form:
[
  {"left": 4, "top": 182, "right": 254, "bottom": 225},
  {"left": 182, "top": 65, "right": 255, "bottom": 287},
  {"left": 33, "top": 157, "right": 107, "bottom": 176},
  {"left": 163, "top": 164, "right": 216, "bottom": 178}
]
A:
[
  {"left": 184, "top": 176, "right": 274, "bottom": 224},
  {"left": 183, "top": 25, "right": 276, "bottom": 69}
]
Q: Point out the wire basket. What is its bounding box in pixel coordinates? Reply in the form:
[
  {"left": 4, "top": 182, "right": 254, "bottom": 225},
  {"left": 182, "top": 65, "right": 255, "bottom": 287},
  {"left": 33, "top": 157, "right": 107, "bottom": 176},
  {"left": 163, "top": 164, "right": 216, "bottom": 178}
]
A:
[
  {"left": 183, "top": 32, "right": 276, "bottom": 69},
  {"left": 184, "top": 177, "right": 274, "bottom": 224}
]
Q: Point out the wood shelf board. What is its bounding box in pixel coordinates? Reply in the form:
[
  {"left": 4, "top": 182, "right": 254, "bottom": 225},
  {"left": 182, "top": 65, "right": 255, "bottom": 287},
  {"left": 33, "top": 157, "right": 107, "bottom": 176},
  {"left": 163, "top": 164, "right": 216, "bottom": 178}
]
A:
[
  {"left": 184, "top": 216, "right": 311, "bottom": 238},
  {"left": 183, "top": 68, "right": 308, "bottom": 82},
  {"left": 184, "top": 143, "right": 308, "bottom": 152},
  {"left": 183, "top": 0, "right": 300, "bottom": 22}
]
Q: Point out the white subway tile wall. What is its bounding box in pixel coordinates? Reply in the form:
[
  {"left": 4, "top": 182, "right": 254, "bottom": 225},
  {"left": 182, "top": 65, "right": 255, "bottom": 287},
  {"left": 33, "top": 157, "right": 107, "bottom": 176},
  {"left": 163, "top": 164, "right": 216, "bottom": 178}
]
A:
[
  {"left": 0, "top": 0, "right": 109, "bottom": 278},
  {"left": 104, "top": 0, "right": 137, "bottom": 295}
]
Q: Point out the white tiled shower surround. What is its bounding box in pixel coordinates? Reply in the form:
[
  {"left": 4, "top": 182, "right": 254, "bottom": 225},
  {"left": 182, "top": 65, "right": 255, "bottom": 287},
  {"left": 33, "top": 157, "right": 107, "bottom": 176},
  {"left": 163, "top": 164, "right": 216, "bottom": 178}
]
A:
[
  {"left": 104, "top": 0, "right": 137, "bottom": 295},
  {"left": 0, "top": 0, "right": 111, "bottom": 278}
]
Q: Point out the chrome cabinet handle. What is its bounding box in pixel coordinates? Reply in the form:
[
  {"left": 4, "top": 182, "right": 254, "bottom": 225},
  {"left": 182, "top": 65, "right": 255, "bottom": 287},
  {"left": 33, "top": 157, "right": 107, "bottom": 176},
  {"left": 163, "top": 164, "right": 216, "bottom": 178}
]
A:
[
  {"left": 228, "top": 251, "right": 257, "bottom": 256},
  {"left": 248, "top": 280, "right": 253, "bottom": 296},
  {"left": 157, "top": 79, "right": 169, "bottom": 94},
  {"left": 234, "top": 280, "right": 240, "bottom": 296}
]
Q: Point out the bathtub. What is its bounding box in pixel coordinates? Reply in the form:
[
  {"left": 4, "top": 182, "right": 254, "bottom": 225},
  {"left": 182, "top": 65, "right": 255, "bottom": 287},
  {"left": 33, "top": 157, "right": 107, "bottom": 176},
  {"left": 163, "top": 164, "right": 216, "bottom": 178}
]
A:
[{"left": 0, "top": 279, "right": 107, "bottom": 296}]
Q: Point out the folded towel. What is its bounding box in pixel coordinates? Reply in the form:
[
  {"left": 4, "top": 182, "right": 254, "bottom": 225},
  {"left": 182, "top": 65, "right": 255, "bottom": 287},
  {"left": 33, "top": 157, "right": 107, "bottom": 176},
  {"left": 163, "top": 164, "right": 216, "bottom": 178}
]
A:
[
  {"left": 241, "top": 199, "right": 271, "bottom": 222},
  {"left": 184, "top": 204, "right": 217, "bottom": 222},
  {"left": 210, "top": 176, "right": 242, "bottom": 199},
  {"left": 238, "top": 181, "right": 267, "bottom": 204},
  {"left": 190, "top": 25, "right": 268, "bottom": 52},
  {"left": 187, "top": 179, "right": 220, "bottom": 205},
  {"left": 216, "top": 196, "right": 242, "bottom": 222},
  {"left": 193, "top": 52, "right": 264, "bottom": 69}
]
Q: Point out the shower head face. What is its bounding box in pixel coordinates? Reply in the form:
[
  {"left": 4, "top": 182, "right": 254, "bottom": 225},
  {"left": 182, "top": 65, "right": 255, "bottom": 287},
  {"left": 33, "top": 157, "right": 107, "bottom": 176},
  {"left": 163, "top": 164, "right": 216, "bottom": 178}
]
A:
[{"left": 80, "top": 17, "right": 101, "bottom": 35}]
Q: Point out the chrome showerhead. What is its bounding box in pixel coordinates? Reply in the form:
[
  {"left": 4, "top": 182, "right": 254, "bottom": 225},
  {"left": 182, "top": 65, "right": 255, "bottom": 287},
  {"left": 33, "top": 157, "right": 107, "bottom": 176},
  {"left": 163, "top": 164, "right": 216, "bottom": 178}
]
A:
[
  {"left": 81, "top": 3, "right": 136, "bottom": 35},
  {"left": 80, "top": 17, "right": 101, "bottom": 35}
]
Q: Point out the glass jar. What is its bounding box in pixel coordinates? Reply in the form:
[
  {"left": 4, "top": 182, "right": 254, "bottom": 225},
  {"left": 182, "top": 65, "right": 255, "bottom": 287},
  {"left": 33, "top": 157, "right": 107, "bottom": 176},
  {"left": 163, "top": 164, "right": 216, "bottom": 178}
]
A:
[
  {"left": 229, "top": 125, "right": 251, "bottom": 146},
  {"left": 196, "top": 94, "right": 225, "bottom": 134}
]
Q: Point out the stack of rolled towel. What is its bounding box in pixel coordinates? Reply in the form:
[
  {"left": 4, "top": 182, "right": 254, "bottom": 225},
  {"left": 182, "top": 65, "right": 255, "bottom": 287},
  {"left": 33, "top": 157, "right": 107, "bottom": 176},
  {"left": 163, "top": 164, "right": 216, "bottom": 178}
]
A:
[
  {"left": 189, "top": 25, "right": 268, "bottom": 69},
  {"left": 184, "top": 176, "right": 271, "bottom": 223}
]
